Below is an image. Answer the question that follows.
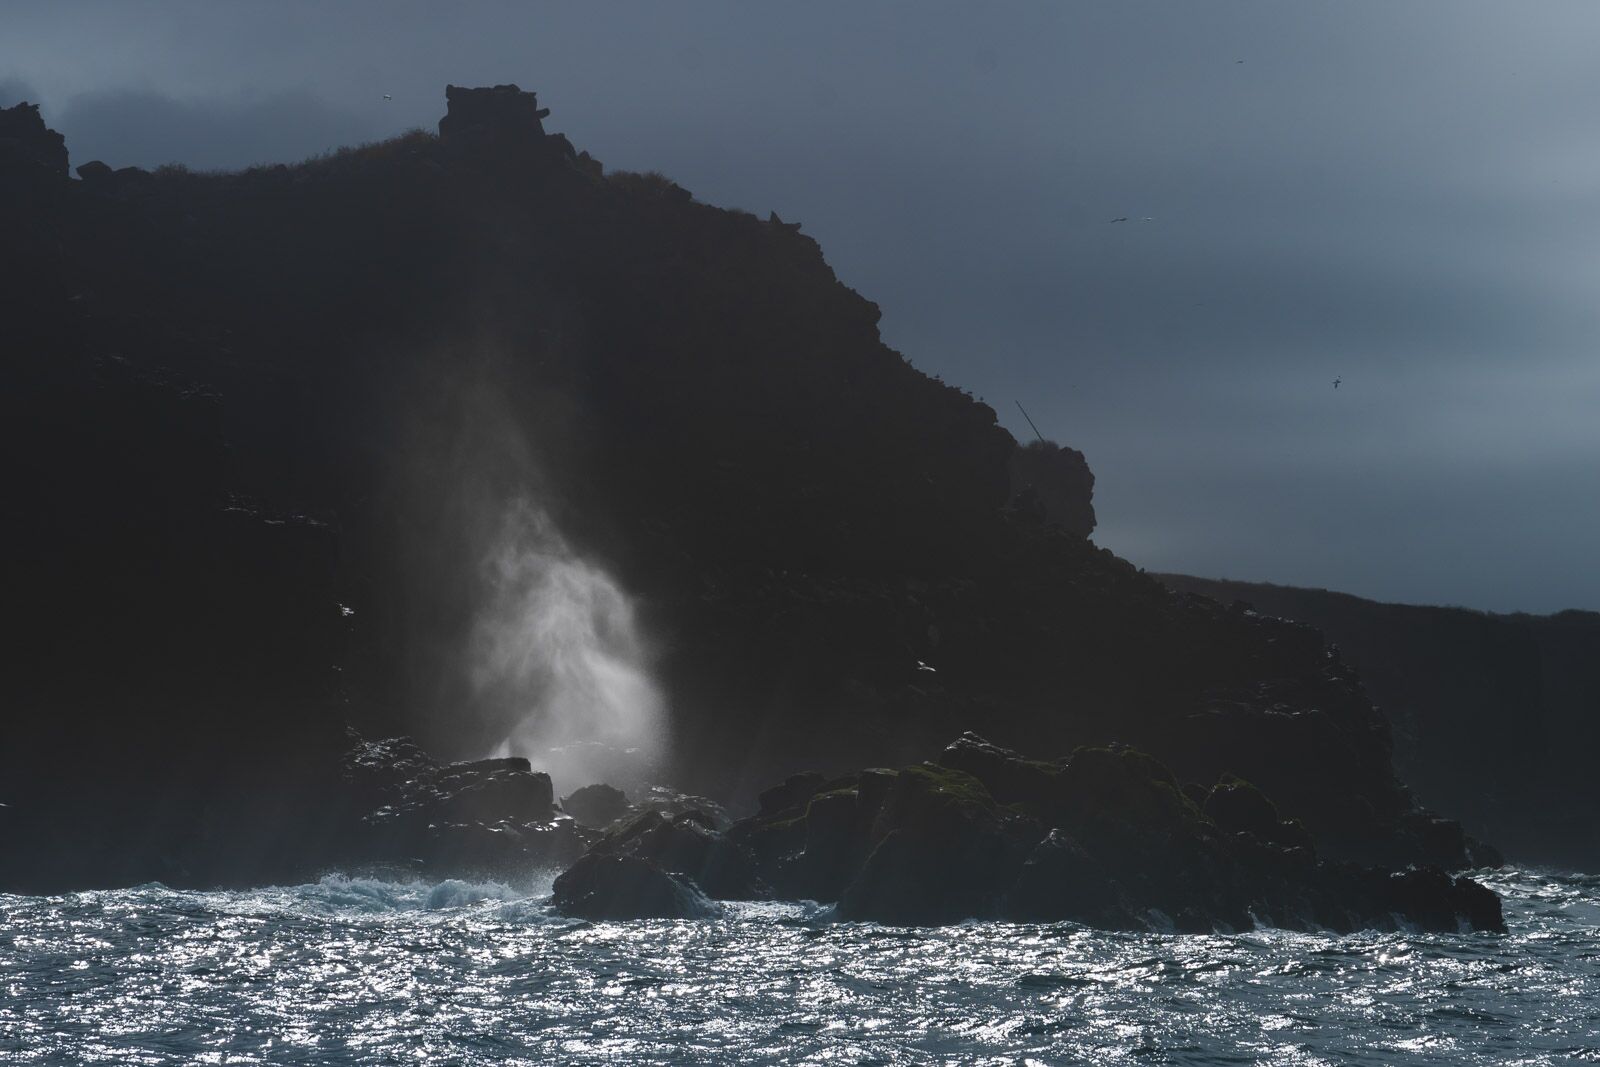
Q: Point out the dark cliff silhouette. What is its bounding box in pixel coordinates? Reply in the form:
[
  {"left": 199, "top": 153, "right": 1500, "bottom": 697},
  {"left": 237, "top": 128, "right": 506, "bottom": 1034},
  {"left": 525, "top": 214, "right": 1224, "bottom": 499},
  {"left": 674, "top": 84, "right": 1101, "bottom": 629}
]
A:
[
  {"left": 1, "top": 88, "right": 1489, "bottom": 890},
  {"left": 1008, "top": 438, "right": 1096, "bottom": 536},
  {"left": 1160, "top": 574, "right": 1600, "bottom": 869}
]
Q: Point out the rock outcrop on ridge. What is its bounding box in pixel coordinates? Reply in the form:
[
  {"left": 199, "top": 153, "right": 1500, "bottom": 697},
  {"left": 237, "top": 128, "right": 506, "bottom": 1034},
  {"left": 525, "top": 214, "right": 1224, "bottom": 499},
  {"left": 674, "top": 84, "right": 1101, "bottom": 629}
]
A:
[{"left": 1008, "top": 438, "right": 1096, "bottom": 536}]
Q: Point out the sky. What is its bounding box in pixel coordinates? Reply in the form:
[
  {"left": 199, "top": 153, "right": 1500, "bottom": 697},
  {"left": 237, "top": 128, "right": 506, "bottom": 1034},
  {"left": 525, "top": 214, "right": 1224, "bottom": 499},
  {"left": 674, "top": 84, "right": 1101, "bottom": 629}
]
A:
[{"left": 5, "top": 1, "right": 1599, "bottom": 613}]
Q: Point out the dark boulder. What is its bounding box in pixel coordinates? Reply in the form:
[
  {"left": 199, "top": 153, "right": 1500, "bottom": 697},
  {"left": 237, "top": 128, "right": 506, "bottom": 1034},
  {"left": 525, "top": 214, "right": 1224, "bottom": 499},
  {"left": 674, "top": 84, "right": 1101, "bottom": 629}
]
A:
[
  {"left": 332, "top": 734, "right": 580, "bottom": 879},
  {"left": 938, "top": 732, "right": 1063, "bottom": 811},
  {"left": 1368, "top": 866, "right": 1506, "bottom": 934},
  {"left": 434, "top": 766, "right": 554, "bottom": 824},
  {"left": 590, "top": 809, "right": 765, "bottom": 900},
  {"left": 837, "top": 764, "right": 1032, "bottom": 924},
  {"left": 635, "top": 785, "right": 733, "bottom": 830},
  {"left": 1204, "top": 776, "right": 1316, "bottom": 852},
  {"left": 551, "top": 853, "right": 722, "bottom": 920},
  {"left": 561, "top": 783, "right": 632, "bottom": 828},
  {"left": 757, "top": 772, "right": 828, "bottom": 818}
]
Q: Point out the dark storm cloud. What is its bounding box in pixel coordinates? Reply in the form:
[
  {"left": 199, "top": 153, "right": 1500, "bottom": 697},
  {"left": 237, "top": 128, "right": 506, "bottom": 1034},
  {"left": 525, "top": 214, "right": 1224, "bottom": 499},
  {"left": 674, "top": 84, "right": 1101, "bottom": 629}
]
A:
[{"left": 4, "top": 1, "right": 1597, "bottom": 611}]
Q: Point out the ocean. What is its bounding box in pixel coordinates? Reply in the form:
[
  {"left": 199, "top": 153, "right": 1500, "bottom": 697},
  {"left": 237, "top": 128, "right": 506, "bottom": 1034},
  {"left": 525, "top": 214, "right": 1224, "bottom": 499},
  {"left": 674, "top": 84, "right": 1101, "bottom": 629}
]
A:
[{"left": 2, "top": 868, "right": 1596, "bottom": 1065}]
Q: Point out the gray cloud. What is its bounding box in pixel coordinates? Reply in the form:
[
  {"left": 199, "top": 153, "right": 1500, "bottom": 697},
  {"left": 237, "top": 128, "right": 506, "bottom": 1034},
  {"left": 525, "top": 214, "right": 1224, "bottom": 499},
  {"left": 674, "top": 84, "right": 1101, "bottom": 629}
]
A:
[
  {"left": 4, "top": 1, "right": 1597, "bottom": 612},
  {"left": 1, "top": 76, "right": 40, "bottom": 108},
  {"left": 54, "top": 89, "right": 389, "bottom": 171}
]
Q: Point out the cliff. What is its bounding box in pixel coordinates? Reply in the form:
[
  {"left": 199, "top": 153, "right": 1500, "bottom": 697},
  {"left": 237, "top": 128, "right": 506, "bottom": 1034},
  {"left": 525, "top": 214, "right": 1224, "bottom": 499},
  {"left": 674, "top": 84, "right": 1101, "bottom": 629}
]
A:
[
  {"left": 1, "top": 87, "right": 1486, "bottom": 890},
  {"left": 1160, "top": 574, "right": 1600, "bottom": 869}
]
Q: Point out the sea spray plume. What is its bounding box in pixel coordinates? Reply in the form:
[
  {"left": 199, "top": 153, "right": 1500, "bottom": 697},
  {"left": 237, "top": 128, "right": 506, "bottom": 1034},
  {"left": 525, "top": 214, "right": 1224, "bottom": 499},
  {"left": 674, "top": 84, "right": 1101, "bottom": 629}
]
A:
[{"left": 469, "top": 496, "right": 665, "bottom": 793}]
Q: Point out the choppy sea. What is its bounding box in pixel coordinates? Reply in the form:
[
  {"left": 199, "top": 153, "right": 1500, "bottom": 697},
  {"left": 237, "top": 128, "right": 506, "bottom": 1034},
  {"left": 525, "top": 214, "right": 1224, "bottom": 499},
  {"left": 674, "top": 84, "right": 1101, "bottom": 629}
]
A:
[{"left": 2, "top": 868, "right": 1597, "bottom": 1065}]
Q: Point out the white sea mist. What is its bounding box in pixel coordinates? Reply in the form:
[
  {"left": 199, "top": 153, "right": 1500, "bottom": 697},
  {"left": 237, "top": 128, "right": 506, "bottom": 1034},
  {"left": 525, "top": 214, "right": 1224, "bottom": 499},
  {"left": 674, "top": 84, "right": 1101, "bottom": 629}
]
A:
[{"left": 468, "top": 495, "right": 666, "bottom": 794}]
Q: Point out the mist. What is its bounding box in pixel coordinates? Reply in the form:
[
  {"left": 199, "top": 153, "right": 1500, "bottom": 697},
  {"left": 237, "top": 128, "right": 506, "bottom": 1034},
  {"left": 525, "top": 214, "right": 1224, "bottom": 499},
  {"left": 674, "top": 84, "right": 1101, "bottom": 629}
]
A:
[
  {"left": 470, "top": 496, "right": 665, "bottom": 794},
  {"left": 380, "top": 348, "right": 666, "bottom": 794}
]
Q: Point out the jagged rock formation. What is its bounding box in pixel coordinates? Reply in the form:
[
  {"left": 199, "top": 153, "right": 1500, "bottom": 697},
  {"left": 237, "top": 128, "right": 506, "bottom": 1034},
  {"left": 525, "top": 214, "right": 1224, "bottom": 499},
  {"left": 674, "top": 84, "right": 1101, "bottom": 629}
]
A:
[
  {"left": 438, "top": 83, "right": 576, "bottom": 166},
  {"left": 0, "top": 101, "right": 68, "bottom": 183},
  {"left": 337, "top": 735, "right": 585, "bottom": 877},
  {"left": 1008, "top": 438, "right": 1096, "bottom": 535},
  {"left": 0, "top": 88, "right": 1496, "bottom": 892},
  {"left": 552, "top": 734, "right": 1505, "bottom": 932}
]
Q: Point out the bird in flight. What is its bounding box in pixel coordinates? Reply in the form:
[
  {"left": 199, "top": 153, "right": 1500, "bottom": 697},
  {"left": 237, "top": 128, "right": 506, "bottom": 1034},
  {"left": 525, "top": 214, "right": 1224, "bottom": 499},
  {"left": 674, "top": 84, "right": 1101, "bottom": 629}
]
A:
[
  {"left": 1333, "top": 377, "right": 1342, "bottom": 389},
  {"left": 1110, "top": 216, "right": 1128, "bottom": 223},
  {"left": 382, "top": 94, "right": 393, "bottom": 101}
]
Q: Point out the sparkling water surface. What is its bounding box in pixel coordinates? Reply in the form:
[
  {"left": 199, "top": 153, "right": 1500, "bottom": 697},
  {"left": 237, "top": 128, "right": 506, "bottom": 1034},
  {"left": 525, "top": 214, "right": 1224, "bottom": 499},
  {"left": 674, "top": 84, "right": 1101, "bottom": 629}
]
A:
[{"left": 2, "top": 868, "right": 1597, "bottom": 1065}]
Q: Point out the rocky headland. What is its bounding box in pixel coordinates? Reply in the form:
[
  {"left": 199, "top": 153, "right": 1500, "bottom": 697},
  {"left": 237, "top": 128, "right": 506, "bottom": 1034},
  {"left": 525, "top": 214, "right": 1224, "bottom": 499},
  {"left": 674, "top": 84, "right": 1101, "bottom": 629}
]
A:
[{"left": 1, "top": 87, "right": 1505, "bottom": 925}]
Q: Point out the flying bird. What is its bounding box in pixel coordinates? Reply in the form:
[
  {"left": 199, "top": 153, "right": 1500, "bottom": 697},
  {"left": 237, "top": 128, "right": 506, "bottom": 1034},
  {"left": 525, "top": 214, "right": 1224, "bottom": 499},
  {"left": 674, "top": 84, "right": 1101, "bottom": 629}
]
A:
[
  {"left": 1110, "top": 216, "right": 1128, "bottom": 223},
  {"left": 382, "top": 94, "right": 392, "bottom": 101},
  {"left": 1333, "top": 377, "right": 1342, "bottom": 389}
]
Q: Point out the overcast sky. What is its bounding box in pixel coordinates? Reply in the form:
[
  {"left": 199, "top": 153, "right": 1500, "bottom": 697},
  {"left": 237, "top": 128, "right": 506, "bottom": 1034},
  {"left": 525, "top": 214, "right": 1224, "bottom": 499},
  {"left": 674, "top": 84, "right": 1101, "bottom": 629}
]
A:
[{"left": 6, "top": 2, "right": 1599, "bottom": 613}]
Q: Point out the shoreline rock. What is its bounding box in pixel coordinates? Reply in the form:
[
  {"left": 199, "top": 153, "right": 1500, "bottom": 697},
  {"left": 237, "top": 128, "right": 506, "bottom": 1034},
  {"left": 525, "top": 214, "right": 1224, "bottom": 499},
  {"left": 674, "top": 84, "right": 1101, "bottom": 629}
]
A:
[{"left": 553, "top": 733, "right": 1507, "bottom": 934}]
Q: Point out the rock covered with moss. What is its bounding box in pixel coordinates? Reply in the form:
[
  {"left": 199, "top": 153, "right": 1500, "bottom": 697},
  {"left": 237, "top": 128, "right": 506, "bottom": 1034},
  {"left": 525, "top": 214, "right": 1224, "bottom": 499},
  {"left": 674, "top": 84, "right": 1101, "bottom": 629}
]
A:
[{"left": 555, "top": 733, "right": 1505, "bottom": 933}]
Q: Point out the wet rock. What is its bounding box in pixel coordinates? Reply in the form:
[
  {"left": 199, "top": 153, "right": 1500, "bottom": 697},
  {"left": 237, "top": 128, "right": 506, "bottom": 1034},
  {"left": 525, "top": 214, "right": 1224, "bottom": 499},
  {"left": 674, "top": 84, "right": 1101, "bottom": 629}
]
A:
[
  {"left": 837, "top": 764, "right": 1029, "bottom": 924},
  {"left": 635, "top": 786, "right": 732, "bottom": 830},
  {"left": 1006, "top": 830, "right": 1134, "bottom": 926},
  {"left": 332, "top": 734, "right": 578, "bottom": 878},
  {"left": 938, "top": 732, "right": 1063, "bottom": 811},
  {"left": 551, "top": 853, "right": 722, "bottom": 920},
  {"left": 711, "top": 735, "right": 1506, "bottom": 934},
  {"left": 1390, "top": 868, "right": 1505, "bottom": 933},
  {"left": 757, "top": 772, "right": 828, "bottom": 818},
  {"left": 434, "top": 769, "right": 554, "bottom": 824},
  {"left": 562, "top": 783, "right": 631, "bottom": 828},
  {"left": 1204, "top": 776, "right": 1316, "bottom": 852},
  {"left": 588, "top": 810, "right": 765, "bottom": 900}
]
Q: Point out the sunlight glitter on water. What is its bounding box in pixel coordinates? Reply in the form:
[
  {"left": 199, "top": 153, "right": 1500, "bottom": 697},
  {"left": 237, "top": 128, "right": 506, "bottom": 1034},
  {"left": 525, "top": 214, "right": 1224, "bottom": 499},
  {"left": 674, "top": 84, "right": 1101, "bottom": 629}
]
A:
[{"left": 1, "top": 870, "right": 1597, "bottom": 1065}]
